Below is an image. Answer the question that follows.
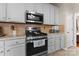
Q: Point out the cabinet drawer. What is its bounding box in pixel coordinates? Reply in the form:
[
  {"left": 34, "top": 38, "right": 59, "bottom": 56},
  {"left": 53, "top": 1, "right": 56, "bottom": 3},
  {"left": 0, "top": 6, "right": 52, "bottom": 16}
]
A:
[
  {"left": 5, "top": 39, "right": 25, "bottom": 47},
  {"left": 0, "top": 41, "right": 4, "bottom": 48},
  {"left": 48, "top": 39, "right": 54, "bottom": 46},
  {"left": 0, "top": 48, "right": 4, "bottom": 56}
]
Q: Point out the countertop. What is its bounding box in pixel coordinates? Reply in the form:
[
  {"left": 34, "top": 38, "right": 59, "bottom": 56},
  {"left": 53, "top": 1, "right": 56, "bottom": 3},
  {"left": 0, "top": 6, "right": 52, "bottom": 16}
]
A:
[
  {"left": 0, "top": 36, "right": 26, "bottom": 41},
  {"left": 48, "top": 33, "right": 64, "bottom": 35}
]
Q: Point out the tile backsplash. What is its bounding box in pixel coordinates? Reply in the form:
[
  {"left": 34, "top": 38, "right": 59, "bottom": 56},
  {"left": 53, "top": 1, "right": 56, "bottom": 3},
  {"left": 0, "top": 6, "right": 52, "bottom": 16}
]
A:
[
  {"left": 0, "top": 23, "right": 25, "bottom": 37},
  {"left": 0, "top": 23, "right": 64, "bottom": 37}
]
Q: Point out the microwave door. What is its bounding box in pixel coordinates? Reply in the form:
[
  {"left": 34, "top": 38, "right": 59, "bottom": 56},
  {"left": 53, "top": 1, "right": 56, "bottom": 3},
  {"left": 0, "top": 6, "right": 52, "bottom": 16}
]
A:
[{"left": 26, "top": 13, "right": 43, "bottom": 24}]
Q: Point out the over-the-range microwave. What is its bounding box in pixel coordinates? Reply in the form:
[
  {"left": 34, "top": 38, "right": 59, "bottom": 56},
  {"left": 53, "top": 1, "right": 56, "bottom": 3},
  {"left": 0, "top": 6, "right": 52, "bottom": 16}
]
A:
[{"left": 25, "top": 11, "right": 43, "bottom": 24}]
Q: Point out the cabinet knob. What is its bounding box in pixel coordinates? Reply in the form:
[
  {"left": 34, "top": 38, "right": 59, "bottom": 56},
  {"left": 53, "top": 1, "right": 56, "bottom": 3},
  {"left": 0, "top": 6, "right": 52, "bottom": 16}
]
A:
[
  {"left": 7, "top": 49, "right": 10, "bottom": 52},
  {"left": 8, "top": 18, "right": 11, "bottom": 19},
  {"left": 0, "top": 51, "right": 4, "bottom": 53},
  {"left": 16, "top": 42, "right": 18, "bottom": 43}
]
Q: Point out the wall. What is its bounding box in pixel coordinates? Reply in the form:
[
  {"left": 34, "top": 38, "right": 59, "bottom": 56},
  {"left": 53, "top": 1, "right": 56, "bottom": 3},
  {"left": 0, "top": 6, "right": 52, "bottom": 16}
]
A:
[
  {"left": 0, "top": 23, "right": 64, "bottom": 37},
  {"left": 0, "top": 23, "right": 25, "bottom": 37}
]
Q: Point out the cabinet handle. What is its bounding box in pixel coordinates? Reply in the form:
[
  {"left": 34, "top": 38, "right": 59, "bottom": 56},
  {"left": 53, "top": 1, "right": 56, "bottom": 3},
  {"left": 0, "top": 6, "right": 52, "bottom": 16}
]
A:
[
  {"left": 0, "top": 51, "right": 4, "bottom": 53},
  {"left": 7, "top": 50, "right": 10, "bottom": 52},
  {"left": 8, "top": 18, "right": 11, "bottom": 19},
  {"left": 16, "top": 42, "right": 18, "bottom": 43}
]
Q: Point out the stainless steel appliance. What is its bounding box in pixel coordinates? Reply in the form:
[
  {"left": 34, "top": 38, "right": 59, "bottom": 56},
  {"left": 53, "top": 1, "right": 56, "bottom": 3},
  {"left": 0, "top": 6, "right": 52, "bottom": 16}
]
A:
[
  {"left": 26, "top": 27, "right": 48, "bottom": 56},
  {"left": 25, "top": 11, "right": 43, "bottom": 24}
]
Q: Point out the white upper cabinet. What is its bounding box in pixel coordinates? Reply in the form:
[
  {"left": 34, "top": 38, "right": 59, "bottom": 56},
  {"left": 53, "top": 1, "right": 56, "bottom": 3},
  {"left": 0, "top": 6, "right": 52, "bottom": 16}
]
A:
[
  {"left": 43, "top": 4, "right": 55, "bottom": 25},
  {"left": 34, "top": 3, "right": 43, "bottom": 13},
  {"left": 54, "top": 6, "right": 60, "bottom": 25},
  {"left": 43, "top": 4, "right": 50, "bottom": 24},
  {"left": 49, "top": 4, "right": 55, "bottom": 25},
  {"left": 6, "top": 3, "right": 25, "bottom": 23},
  {"left": 24, "top": 3, "right": 36, "bottom": 12},
  {"left": 0, "top": 3, "right": 60, "bottom": 24},
  {"left": 0, "top": 3, "right": 6, "bottom": 21},
  {"left": 24, "top": 3, "right": 43, "bottom": 13}
]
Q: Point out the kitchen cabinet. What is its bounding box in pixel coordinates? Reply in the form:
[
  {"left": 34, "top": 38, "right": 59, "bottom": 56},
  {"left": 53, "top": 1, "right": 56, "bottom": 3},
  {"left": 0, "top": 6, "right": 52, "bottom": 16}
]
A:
[
  {"left": 54, "top": 6, "right": 60, "bottom": 25},
  {"left": 6, "top": 3, "right": 25, "bottom": 23},
  {"left": 24, "top": 3, "right": 43, "bottom": 13},
  {"left": 34, "top": 3, "right": 43, "bottom": 13},
  {"left": 0, "top": 48, "right": 4, "bottom": 56},
  {"left": 43, "top": 4, "right": 54, "bottom": 25},
  {"left": 24, "top": 3, "right": 36, "bottom": 13},
  {"left": 47, "top": 4, "right": 55, "bottom": 25},
  {"left": 42, "top": 4, "right": 50, "bottom": 24},
  {"left": 5, "top": 38, "right": 25, "bottom": 56},
  {"left": 48, "top": 34, "right": 65, "bottom": 54},
  {"left": 60, "top": 35, "right": 65, "bottom": 49},
  {"left": 0, "top": 40, "right": 5, "bottom": 56},
  {"left": 54, "top": 37, "right": 61, "bottom": 51},
  {"left": 5, "top": 44, "right": 25, "bottom": 56},
  {"left": 0, "top": 3, "right": 6, "bottom": 21},
  {"left": 48, "top": 37, "right": 55, "bottom": 53},
  {"left": 0, "top": 3, "right": 60, "bottom": 25}
]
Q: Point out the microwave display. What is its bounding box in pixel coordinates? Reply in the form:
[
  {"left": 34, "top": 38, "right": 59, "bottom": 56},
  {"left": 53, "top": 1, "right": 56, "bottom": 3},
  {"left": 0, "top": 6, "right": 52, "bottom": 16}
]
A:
[{"left": 26, "top": 13, "right": 43, "bottom": 24}]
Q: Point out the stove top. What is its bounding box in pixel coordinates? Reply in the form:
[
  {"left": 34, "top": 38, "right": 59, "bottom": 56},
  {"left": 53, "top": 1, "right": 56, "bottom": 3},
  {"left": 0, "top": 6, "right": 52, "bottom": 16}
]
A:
[{"left": 26, "top": 27, "right": 47, "bottom": 37}]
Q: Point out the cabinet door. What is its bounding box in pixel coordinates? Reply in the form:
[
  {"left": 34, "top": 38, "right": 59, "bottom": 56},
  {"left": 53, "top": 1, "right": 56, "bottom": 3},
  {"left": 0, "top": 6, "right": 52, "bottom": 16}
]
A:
[
  {"left": 49, "top": 4, "right": 55, "bottom": 25},
  {"left": 0, "top": 48, "right": 4, "bottom": 56},
  {"left": 5, "top": 44, "right": 25, "bottom": 56},
  {"left": 60, "top": 35, "right": 65, "bottom": 49},
  {"left": 54, "top": 6, "right": 60, "bottom": 25},
  {"left": 48, "top": 46, "right": 54, "bottom": 54},
  {"left": 55, "top": 37, "right": 61, "bottom": 51},
  {"left": 48, "top": 38, "right": 54, "bottom": 46},
  {"left": 43, "top": 4, "right": 50, "bottom": 24},
  {"left": 7, "top": 3, "right": 25, "bottom": 23},
  {"left": 24, "top": 3, "right": 36, "bottom": 12},
  {"left": 0, "top": 40, "right": 5, "bottom": 56},
  {"left": 34, "top": 3, "right": 43, "bottom": 13},
  {"left": 48, "top": 38, "right": 55, "bottom": 53},
  {"left": 0, "top": 3, "right": 6, "bottom": 21},
  {"left": 43, "top": 4, "right": 55, "bottom": 25},
  {"left": 0, "top": 40, "right": 5, "bottom": 48}
]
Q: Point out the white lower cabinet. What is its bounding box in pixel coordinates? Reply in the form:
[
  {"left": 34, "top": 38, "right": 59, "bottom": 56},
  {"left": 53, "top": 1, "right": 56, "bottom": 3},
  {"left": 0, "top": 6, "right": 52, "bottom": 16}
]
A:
[
  {"left": 5, "top": 38, "right": 25, "bottom": 56},
  {"left": 48, "top": 38, "right": 55, "bottom": 53},
  {"left": 60, "top": 35, "right": 65, "bottom": 49},
  {"left": 55, "top": 37, "right": 61, "bottom": 51},
  {"left": 48, "top": 34, "right": 65, "bottom": 54},
  {"left": 0, "top": 40, "right": 5, "bottom": 56},
  {"left": 0, "top": 48, "right": 4, "bottom": 56},
  {"left": 5, "top": 44, "right": 25, "bottom": 56}
]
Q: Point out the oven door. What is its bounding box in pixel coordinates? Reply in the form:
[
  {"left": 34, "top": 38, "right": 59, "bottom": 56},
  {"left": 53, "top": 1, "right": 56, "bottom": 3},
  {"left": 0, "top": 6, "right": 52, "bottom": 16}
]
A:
[{"left": 26, "top": 39, "right": 47, "bottom": 56}]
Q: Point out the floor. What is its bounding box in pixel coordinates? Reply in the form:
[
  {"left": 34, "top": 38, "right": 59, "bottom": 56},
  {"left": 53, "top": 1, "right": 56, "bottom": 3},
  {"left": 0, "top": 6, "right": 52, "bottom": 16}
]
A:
[{"left": 48, "top": 47, "right": 79, "bottom": 56}]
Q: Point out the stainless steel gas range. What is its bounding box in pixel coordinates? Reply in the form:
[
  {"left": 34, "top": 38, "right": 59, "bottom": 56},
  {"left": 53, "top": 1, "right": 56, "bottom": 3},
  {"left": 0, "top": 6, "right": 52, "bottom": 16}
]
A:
[{"left": 26, "top": 27, "right": 48, "bottom": 56}]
